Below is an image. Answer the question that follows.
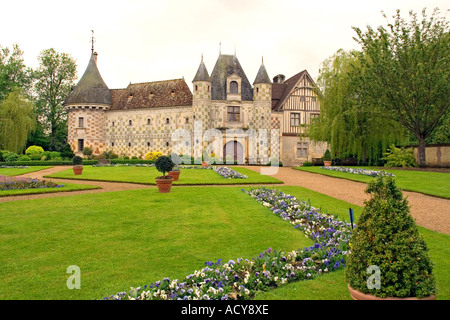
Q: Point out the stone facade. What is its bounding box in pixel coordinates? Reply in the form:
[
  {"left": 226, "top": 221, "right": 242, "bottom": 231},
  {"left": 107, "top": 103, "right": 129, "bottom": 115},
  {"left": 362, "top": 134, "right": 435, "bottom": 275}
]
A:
[{"left": 64, "top": 50, "right": 327, "bottom": 166}]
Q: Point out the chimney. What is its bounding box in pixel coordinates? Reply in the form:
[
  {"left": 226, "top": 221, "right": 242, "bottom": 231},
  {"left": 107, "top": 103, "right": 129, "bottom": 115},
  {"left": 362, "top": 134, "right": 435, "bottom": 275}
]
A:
[{"left": 273, "top": 74, "right": 285, "bottom": 84}]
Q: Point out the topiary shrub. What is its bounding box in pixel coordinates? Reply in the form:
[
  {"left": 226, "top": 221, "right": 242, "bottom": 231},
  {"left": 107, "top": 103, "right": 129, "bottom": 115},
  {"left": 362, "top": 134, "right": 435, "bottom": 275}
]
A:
[
  {"left": 155, "top": 155, "right": 174, "bottom": 178},
  {"left": 323, "top": 149, "right": 332, "bottom": 161},
  {"left": 18, "top": 155, "right": 32, "bottom": 161},
  {"left": 25, "top": 145, "right": 44, "bottom": 156},
  {"left": 72, "top": 156, "right": 83, "bottom": 165},
  {"left": 82, "top": 147, "right": 94, "bottom": 159},
  {"left": 345, "top": 175, "right": 437, "bottom": 298}
]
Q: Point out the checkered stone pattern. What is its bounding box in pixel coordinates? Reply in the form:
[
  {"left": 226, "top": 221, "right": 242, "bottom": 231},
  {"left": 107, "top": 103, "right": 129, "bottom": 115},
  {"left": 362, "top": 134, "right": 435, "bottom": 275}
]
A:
[{"left": 253, "top": 84, "right": 272, "bottom": 101}]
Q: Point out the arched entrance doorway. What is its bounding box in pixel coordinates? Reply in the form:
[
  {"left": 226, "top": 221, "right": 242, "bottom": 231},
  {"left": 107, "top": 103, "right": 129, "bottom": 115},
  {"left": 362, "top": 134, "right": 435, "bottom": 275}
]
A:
[{"left": 223, "top": 140, "right": 244, "bottom": 164}]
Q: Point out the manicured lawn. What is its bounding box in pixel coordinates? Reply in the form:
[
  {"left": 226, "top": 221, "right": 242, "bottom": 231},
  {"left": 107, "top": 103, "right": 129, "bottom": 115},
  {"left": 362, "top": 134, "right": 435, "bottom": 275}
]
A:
[
  {"left": 1, "top": 184, "right": 447, "bottom": 300},
  {"left": 253, "top": 186, "right": 450, "bottom": 300},
  {"left": 45, "top": 166, "right": 283, "bottom": 185},
  {"left": 0, "top": 182, "right": 100, "bottom": 197},
  {"left": 295, "top": 166, "right": 450, "bottom": 199},
  {"left": 0, "top": 166, "right": 52, "bottom": 176},
  {"left": 0, "top": 186, "right": 310, "bottom": 300}
]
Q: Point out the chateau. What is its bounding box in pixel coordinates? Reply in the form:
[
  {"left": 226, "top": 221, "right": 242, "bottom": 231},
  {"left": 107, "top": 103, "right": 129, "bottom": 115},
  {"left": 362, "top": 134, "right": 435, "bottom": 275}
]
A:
[{"left": 63, "top": 49, "right": 327, "bottom": 166}]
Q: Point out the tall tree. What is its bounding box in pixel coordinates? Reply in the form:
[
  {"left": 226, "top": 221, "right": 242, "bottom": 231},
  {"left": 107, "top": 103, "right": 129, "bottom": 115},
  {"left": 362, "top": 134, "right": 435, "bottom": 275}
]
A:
[
  {"left": 353, "top": 8, "right": 450, "bottom": 166},
  {"left": 0, "top": 88, "right": 36, "bottom": 153},
  {"left": 309, "top": 49, "right": 405, "bottom": 164},
  {"left": 0, "top": 44, "right": 31, "bottom": 102},
  {"left": 33, "top": 48, "right": 77, "bottom": 151}
]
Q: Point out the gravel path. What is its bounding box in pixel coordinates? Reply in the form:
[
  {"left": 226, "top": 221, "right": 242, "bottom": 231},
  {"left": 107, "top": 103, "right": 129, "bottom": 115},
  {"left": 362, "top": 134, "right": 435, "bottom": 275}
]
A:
[{"left": 2, "top": 165, "right": 449, "bottom": 235}]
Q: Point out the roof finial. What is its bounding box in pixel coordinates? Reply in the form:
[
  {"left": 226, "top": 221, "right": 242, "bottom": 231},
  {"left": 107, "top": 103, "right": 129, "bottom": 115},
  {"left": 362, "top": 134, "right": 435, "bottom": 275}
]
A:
[
  {"left": 262, "top": 56, "right": 264, "bottom": 64},
  {"left": 91, "top": 30, "right": 95, "bottom": 53}
]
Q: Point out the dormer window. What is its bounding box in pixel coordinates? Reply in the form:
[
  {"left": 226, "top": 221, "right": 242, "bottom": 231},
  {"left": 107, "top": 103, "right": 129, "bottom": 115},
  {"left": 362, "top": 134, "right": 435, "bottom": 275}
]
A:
[{"left": 230, "top": 81, "right": 238, "bottom": 94}]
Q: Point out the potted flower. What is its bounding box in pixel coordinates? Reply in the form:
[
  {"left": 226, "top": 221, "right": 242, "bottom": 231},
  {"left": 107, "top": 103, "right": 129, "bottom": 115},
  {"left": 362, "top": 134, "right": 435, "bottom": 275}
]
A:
[
  {"left": 322, "top": 149, "right": 332, "bottom": 167},
  {"left": 72, "top": 156, "right": 83, "bottom": 175},
  {"left": 345, "top": 175, "right": 437, "bottom": 300},
  {"left": 155, "top": 155, "right": 175, "bottom": 193}
]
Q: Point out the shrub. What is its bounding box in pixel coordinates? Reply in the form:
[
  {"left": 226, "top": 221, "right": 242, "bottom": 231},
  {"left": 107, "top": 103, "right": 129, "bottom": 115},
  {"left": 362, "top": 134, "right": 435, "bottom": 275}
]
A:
[
  {"left": 72, "top": 156, "right": 83, "bottom": 165},
  {"left": 82, "top": 147, "right": 94, "bottom": 159},
  {"left": 18, "top": 155, "right": 32, "bottom": 161},
  {"left": 323, "top": 149, "right": 332, "bottom": 161},
  {"left": 30, "top": 154, "right": 42, "bottom": 161},
  {"left": 345, "top": 175, "right": 436, "bottom": 298},
  {"left": 61, "top": 143, "right": 75, "bottom": 160},
  {"left": 3, "top": 151, "right": 19, "bottom": 162},
  {"left": 155, "top": 155, "right": 174, "bottom": 177},
  {"left": 302, "top": 162, "right": 313, "bottom": 167},
  {"left": 25, "top": 145, "right": 44, "bottom": 156},
  {"left": 145, "top": 151, "right": 163, "bottom": 161},
  {"left": 382, "top": 145, "right": 417, "bottom": 167},
  {"left": 131, "top": 156, "right": 138, "bottom": 160}
]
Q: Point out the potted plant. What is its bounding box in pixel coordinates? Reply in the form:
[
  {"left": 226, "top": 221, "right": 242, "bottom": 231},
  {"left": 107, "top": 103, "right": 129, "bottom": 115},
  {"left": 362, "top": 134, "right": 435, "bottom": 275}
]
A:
[
  {"left": 72, "top": 156, "right": 83, "bottom": 175},
  {"left": 155, "top": 155, "right": 175, "bottom": 193},
  {"left": 322, "top": 149, "right": 332, "bottom": 167},
  {"left": 345, "top": 175, "right": 437, "bottom": 300}
]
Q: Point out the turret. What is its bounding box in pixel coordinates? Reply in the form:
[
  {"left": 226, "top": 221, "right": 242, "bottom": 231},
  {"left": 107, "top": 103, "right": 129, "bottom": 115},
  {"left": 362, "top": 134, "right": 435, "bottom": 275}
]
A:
[
  {"left": 63, "top": 50, "right": 111, "bottom": 155},
  {"left": 192, "top": 55, "right": 211, "bottom": 126}
]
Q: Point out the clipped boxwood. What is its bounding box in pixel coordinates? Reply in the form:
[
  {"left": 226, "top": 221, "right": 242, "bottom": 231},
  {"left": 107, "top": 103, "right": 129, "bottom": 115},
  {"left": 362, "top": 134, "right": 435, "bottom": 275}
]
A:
[{"left": 345, "top": 175, "right": 437, "bottom": 299}]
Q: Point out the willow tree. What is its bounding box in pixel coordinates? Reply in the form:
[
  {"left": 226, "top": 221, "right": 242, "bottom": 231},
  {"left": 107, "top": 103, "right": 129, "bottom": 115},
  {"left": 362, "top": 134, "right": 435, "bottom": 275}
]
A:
[
  {"left": 0, "top": 88, "right": 36, "bottom": 153},
  {"left": 309, "top": 49, "right": 405, "bottom": 164},
  {"left": 353, "top": 8, "right": 450, "bottom": 167}
]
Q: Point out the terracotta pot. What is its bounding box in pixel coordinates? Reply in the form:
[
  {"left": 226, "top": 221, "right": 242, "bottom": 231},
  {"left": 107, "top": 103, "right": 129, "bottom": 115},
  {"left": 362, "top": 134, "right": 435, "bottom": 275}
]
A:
[
  {"left": 323, "top": 161, "right": 332, "bottom": 167},
  {"left": 201, "top": 161, "right": 209, "bottom": 167},
  {"left": 348, "top": 285, "right": 436, "bottom": 300},
  {"left": 73, "top": 165, "right": 83, "bottom": 175},
  {"left": 168, "top": 171, "right": 180, "bottom": 181},
  {"left": 155, "top": 176, "right": 173, "bottom": 193}
]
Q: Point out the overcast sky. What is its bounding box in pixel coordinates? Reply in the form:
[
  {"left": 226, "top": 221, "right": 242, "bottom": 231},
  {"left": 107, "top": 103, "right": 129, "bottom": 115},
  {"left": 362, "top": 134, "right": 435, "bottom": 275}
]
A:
[{"left": 1, "top": 0, "right": 448, "bottom": 90}]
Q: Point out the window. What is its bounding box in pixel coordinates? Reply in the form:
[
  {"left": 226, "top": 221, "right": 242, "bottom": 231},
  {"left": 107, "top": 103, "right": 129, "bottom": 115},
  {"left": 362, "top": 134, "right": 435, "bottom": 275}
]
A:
[
  {"left": 147, "top": 119, "right": 151, "bottom": 125},
  {"left": 290, "top": 113, "right": 301, "bottom": 127},
  {"left": 111, "top": 142, "right": 115, "bottom": 147},
  {"left": 129, "top": 120, "right": 132, "bottom": 126},
  {"left": 128, "top": 142, "right": 132, "bottom": 147},
  {"left": 297, "top": 142, "right": 308, "bottom": 158},
  {"left": 78, "top": 117, "right": 84, "bottom": 128},
  {"left": 185, "top": 117, "right": 189, "bottom": 124},
  {"left": 195, "top": 85, "right": 198, "bottom": 91},
  {"left": 230, "top": 81, "right": 238, "bottom": 94},
  {"left": 147, "top": 142, "right": 151, "bottom": 147},
  {"left": 256, "top": 87, "right": 259, "bottom": 93},
  {"left": 112, "top": 121, "right": 115, "bottom": 127},
  {"left": 78, "top": 139, "right": 84, "bottom": 152},
  {"left": 310, "top": 113, "right": 319, "bottom": 122},
  {"left": 227, "top": 106, "right": 240, "bottom": 122},
  {"left": 300, "top": 96, "right": 306, "bottom": 102},
  {"left": 166, "top": 118, "right": 170, "bottom": 124},
  {"left": 166, "top": 142, "right": 169, "bottom": 147}
]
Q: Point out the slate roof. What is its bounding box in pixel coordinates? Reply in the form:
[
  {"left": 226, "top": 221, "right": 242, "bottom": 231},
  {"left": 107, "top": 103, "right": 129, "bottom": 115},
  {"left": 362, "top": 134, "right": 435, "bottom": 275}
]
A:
[
  {"left": 253, "top": 62, "right": 271, "bottom": 85},
  {"left": 109, "top": 78, "right": 192, "bottom": 110},
  {"left": 192, "top": 57, "right": 211, "bottom": 82},
  {"left": 64, "top": 52, "right": 112, "bottom": 106},
  {"left": 210, "top": 54, "right": 253, "bottom": 101}
]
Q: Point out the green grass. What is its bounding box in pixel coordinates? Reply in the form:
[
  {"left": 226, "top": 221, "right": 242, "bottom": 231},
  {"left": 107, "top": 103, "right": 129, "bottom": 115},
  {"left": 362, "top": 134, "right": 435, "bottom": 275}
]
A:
[
  {"left": 0, "top": 186, "right": 311, "bottom": 300},
  {"left": 0, "top": 166, "right": 52, "bottom": 176},
  {"left": 295, "top": 166, "right": 450, "bottom": 199},
  {"left": 253, "top": 186, "right": 450, "bottom": 300},
  {"left": 45, "top": 166, "right": 283, "bottom": 185},
  {"left": 0, "top": 182, "right": 100, "bottom": 197}
]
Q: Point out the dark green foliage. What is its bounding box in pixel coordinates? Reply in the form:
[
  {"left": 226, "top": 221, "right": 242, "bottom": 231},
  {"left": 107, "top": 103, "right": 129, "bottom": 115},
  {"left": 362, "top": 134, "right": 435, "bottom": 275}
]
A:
[
  {"left": 0, "top": 160, "right": 97, "bottom": 166},
  {"left": 345, "top": 176, "right": 437, "bottom": 298},
  {"left": 72, "top": 156, "right": 83, "bottom": 165},
  {"left": 60, "top": 143, "right": 74, "bottom": 160},
  {"left": 323, "top": 149, "right": 332, "bottom": 161},
  {"left": 155, "top": 155, "right": 174, "bottom": 176},
  {"left": 302, "top": 162, "right": 313, "bottom": 167}
]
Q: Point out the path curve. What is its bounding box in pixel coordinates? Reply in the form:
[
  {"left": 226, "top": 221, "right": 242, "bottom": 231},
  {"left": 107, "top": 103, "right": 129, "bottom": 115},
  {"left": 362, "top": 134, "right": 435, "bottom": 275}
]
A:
[
  {"left": 242, "top": 166, "right": 450, "bottom": 236},
  {"left": 2, "top": 165, "right": 449, "bottom": 235}
]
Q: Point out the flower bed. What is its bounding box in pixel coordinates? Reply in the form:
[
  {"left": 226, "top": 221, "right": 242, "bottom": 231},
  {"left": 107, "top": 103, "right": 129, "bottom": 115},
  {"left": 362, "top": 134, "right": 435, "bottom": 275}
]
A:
[
  {"left": 103, "top": 187, "right": 352, "bottom": 300},
  {"left": 213, "top": 166, "right": 248, "bottom": 179},
  {"left": 320, "top": 166, "right": 394, "bottom": 177},
  {"left": 0, "top": 165, "right": 30, "bottom": 169},
  {"left": 0, "top": 175, "right": 64, "bottom": 191}
]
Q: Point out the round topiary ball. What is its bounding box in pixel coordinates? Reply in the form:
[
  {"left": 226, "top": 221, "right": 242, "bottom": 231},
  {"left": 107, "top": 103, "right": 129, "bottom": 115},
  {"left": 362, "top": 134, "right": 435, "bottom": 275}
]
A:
[{"left": 155, "top": 155, "right": 174, "bottom": 177}]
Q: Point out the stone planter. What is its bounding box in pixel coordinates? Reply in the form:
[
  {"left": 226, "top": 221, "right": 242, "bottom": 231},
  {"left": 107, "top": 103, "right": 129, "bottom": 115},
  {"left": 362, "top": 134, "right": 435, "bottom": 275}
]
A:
[
  {"left": 155, "top": 176, "right": 173, "bottom": 193},
  {"left": 73, "top": 165, "right": 83, "bottom": 175},
  {"left": 348, "top": 285, "right": 436, "bottom": 300},
  {"left": 323, "top": 160, "right": 332, "bottom": 167},
  {"left": 168, "top": 170, "right": 180, "bottom": 181}
]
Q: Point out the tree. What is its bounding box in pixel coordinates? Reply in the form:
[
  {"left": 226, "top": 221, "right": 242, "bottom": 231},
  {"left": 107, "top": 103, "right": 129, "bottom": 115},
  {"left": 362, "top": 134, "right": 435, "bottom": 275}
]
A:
[
  {"left": 33, "top": 48, "right": 77, "bottom": 151},
  {"left": 353, "top": 8, "right": 450, "bottom": 166},
  {"left": 0, "top": 88, "right": 36, "bottom": 153},
  {"left": 0, "top": 44, "right": 32, "bottom": 102},
  {"left": 309, "top": 49, "right": 405, "bottom": 164}
]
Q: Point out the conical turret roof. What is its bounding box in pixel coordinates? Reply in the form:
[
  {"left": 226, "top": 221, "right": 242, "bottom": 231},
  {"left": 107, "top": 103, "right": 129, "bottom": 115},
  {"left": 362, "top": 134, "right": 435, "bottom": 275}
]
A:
[
  {"left": 253, "top": 59, "right": 271, "bottom": 85},
  {"left": 192, "top": 56, "right": 210, "bottom": 82},
  {"left": 64, "top": 51, "right": 112, "bottom": 106}
]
